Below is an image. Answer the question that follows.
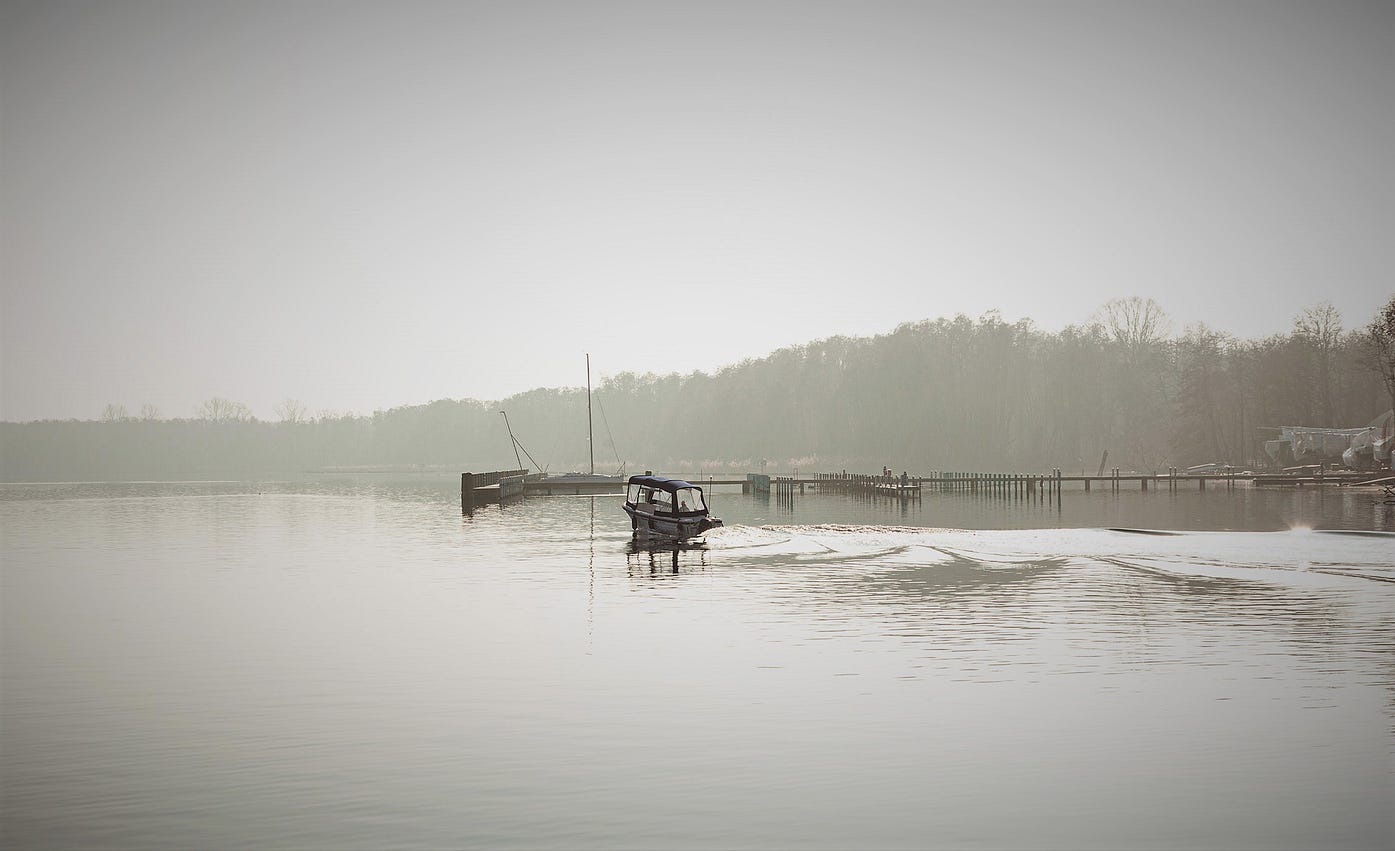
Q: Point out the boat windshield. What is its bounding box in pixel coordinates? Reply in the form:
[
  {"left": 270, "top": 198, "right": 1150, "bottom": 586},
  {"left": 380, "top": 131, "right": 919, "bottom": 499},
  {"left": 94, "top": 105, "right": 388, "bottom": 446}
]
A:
[{"left": 674, "top": 487, "right": 706, "bottom": 513}]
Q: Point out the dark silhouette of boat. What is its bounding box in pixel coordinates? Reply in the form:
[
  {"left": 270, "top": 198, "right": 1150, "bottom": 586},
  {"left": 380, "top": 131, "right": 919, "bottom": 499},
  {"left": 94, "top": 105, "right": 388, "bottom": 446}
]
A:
[{"left": 623, "top": 474, "right": 722, "bottom": 539}]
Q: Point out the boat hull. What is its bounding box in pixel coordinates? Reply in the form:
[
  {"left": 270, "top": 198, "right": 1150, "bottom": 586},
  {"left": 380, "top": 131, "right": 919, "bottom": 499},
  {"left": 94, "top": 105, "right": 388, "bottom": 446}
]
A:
[{"left": 624, "top": 504, "right": 722, "bottom": 540}]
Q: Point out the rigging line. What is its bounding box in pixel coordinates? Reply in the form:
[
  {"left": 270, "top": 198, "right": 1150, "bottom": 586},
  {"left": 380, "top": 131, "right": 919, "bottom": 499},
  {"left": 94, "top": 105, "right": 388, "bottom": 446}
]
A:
[
  {"left": 510, "top": 431, "right": 546, "bottom": 475},
  {"left": 593, "top": 392, "right": 624, "bottom": 476},
  {"left": 499, "top": 409, "right": 548, "bottom": 474},
  {"left": 498, "top": 410, "right": 523, "bottom": 471}
]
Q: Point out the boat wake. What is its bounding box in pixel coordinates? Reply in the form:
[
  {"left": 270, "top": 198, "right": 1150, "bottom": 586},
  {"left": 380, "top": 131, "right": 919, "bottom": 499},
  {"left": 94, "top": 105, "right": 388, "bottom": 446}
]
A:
[{"left": 698, "top": 524, "right": 1395, "bottom": 587}]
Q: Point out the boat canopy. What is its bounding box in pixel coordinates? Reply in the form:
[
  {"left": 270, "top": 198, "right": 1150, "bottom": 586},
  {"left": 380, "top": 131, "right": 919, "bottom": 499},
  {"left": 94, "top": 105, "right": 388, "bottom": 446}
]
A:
[{"left": 626, "top": 475, "right": 701, "bottom": 492}]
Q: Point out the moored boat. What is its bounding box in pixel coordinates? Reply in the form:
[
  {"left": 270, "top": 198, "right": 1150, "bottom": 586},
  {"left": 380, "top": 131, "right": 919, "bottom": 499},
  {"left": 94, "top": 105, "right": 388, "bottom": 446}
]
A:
[{"left": 623, "top": 474, "right": 722, "bottom": 539}]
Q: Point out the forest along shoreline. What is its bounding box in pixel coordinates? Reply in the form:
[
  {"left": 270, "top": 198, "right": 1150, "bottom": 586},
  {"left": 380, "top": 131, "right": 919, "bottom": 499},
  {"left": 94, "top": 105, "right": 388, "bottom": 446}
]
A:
[{"left": 3, "top": 299, "right": 1394, "bottom": 484}]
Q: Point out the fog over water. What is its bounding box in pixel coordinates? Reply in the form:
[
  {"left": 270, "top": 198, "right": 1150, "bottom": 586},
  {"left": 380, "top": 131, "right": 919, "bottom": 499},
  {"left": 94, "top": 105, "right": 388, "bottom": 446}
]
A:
[
  {"left": 3, "top": 3, "right": 1394, "bottom": 846},
  {"left": 2, "top": 1, "right": 1392, "bottom": 421}
]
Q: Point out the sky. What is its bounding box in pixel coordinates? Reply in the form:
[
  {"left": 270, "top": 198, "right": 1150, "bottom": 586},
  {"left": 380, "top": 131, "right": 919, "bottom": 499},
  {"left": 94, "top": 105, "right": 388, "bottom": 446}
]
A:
[{"left": 2, "top": 0, "right": 1391, "bottom": 422}]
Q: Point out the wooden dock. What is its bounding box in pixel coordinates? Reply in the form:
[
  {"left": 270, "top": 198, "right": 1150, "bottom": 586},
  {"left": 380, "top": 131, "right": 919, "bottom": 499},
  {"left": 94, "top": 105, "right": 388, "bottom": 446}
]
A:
[
  {"left": 464, "top": 466, "right": 1393, "bottom": 514},
  {"left": 1250, "top": 471, "right": 1393, "bottom": 487},
  {"left": 677, "top": 468, "right": 1385, "bottom": 497},
  {"left": 460, "top": 469, "right": 530, "bottom": 513},
  {"left": 915, "top": 468, "right": 1237, "bottom": 493},
  {"left": 810, "top": 472, "right": 922, "bottom": 499}
]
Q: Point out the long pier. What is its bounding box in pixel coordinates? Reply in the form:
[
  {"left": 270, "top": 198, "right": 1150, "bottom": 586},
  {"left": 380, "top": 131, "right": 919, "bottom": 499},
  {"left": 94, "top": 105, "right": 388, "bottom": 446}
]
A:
[
  {"left": 916, "top": 468, "right": 1236, "bottom": 494},
  {"left": 670, "top": 468, "right": 1393, "bottom": 497},
  {"left": 675, "top": 471, "right": 1261, "bottom": 492},
  {"left": 465, "top": 467, "right": 1392, "bottom": 513}
]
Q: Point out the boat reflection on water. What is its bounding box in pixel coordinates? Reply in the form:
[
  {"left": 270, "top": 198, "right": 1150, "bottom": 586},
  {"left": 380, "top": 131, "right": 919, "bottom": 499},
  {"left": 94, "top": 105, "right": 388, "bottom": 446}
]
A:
[{"left": 625, "top": 538, "right": 709, "bottom": 575}]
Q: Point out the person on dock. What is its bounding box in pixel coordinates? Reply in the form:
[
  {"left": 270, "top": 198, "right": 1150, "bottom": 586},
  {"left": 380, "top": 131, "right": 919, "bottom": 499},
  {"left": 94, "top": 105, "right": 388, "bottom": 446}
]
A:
[{"left": 900, "top": 471, "right": 909, "bottom": 487}]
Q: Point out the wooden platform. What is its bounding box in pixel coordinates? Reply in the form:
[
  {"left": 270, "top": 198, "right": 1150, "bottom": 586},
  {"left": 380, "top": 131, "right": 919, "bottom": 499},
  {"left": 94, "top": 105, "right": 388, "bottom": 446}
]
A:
[{"left": 460, "top": 469, "right": 529, "bottom": 512}]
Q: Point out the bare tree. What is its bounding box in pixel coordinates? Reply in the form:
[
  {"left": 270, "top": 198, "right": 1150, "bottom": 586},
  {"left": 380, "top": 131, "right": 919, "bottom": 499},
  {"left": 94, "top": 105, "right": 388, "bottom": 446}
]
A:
[
  {"left": 1094, "top": 297, "right": 1172, "bottom": 354},
  {"left": 139, "top": 402, "right": 162, "bottom": 421},
  {"left": 101, "top": 403, "right": 128, "bottom": 421},
  {"left": 1173, "top": 324, "right": 1233, "bottom": 461},
  {"left": 275, "top": 398, "right": 308, "bottom": 424},
  {"left": 1360, "top": 294, "right": 1395, "bottom": 418},
  {"left": 1091, "top": 298, "right": 1173, "bottom": 469},
  {"left": 1295, "top": 301, "right": 1343, "bottom": 346},
  {"left": 195, "top": 397, "right": 253, "bottom": 422},
  {"left": 1294, "top": 301, "right": 1343, "bottom": 424}
]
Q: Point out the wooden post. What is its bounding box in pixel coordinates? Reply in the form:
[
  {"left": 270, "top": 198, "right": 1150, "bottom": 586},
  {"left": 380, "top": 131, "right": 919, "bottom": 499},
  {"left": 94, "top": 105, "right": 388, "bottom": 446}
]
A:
[{"left": 461, "top": 472, "right": 476, "bottom": 513}]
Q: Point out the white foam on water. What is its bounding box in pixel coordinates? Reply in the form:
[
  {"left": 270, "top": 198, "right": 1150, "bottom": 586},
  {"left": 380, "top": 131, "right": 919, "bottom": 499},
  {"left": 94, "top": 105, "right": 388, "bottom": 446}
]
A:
[{"left": 705, "top": 524, "right": 1395, "bottom": 587}]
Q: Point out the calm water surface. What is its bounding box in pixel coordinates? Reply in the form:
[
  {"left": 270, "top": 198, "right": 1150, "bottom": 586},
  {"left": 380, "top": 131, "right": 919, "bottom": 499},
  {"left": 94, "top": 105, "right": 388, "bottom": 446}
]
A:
[{"left": 2, "top": 480, "right": 1393, "bottom": 849}]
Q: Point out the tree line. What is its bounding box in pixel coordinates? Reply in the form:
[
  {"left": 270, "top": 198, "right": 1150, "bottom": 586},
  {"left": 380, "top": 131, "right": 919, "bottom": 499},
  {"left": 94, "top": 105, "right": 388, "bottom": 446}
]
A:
[{"left": 4, "top": 297, "right": 1393, "bottom": 482}]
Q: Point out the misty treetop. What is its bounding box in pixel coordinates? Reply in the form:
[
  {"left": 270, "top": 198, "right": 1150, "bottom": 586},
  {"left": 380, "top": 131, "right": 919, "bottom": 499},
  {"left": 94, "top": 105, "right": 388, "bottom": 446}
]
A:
[{"left": 4, "top": 298, "right": 1392, "bottom": 481}]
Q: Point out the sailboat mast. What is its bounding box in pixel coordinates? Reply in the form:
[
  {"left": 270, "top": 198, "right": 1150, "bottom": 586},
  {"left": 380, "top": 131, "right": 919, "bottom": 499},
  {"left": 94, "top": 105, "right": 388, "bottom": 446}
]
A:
[{"left": 586, "top": 353, "right": 595, "bottom": 475}]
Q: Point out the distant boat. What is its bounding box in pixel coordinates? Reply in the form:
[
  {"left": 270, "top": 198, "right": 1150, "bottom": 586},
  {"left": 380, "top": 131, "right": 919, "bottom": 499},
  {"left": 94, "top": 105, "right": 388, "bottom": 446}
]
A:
[
  {"left": 568, "top": 353, "right": 625, "bottom": 482},
  {"left": 623, "top": 474, "right": 723, "bottom": 539},
  {"left": 540, "top": 354, "right": 626, "bottom": 488},
  {"left": 504, "top": 355, "right": 627, "bottom": 491},
  {"left": 549, "top": 472, "right": 622, "bottom": 482},
  {"left": 539, "top": 470, "right": 625, "bottom": 491}
]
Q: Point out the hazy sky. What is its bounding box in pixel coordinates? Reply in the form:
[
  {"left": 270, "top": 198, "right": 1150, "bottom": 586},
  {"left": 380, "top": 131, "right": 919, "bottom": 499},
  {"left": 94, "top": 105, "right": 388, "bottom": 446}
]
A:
[{"left": 2, "top": 1, "right": 1391, "bottom": 422}]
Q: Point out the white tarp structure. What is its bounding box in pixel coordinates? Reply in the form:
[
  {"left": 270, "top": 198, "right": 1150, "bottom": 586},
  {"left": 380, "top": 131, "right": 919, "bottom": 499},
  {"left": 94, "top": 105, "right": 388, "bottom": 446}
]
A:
[{"left": 1264, "top": 410, "right": 1394, "bottom": 471}]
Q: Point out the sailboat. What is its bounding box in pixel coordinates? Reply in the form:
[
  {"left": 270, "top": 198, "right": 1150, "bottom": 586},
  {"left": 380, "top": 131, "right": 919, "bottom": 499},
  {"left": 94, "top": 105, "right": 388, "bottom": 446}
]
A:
[{"left": 523, "top": 355, "right": 628, "bottom": 494}]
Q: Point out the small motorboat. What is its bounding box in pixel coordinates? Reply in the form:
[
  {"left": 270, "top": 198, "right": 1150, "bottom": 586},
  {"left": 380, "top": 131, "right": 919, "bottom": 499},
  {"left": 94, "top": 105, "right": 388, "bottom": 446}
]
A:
[{"left": 623, "top": 474, "right": 723, "bottom": 539}]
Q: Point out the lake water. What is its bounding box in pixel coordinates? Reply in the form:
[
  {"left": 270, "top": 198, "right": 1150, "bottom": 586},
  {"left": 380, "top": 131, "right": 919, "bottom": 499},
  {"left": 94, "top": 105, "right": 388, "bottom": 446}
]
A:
[{"left": 2, "top": 479, "right": 1393, "bottom": 849}]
